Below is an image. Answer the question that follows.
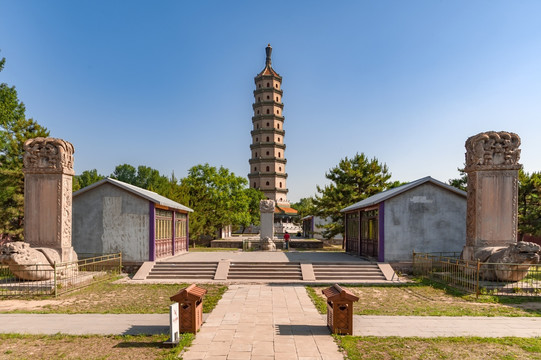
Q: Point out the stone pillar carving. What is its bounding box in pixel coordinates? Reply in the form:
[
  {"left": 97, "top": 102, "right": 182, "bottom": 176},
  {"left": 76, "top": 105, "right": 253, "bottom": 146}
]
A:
[
  {"left": 259, "top": 200, "right": 276, "bottom": 250},
  {"left": 23, "top": 137, "right": 77, "bottom": 262},
  {"left": 463, "top": 131, "right": 521, "bottom": 260}
]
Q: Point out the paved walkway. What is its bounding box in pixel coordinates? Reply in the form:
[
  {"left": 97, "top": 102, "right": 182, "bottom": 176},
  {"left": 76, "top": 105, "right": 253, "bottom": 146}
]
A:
[
  {"left": 182, "top": 284, "right": 343, "bottom": 360},
  {"left": 353, "top": 315, "right": 541, "bottom": 337},
  {"left": 0, "top": 314, "right": 169, "bottom": 335}
]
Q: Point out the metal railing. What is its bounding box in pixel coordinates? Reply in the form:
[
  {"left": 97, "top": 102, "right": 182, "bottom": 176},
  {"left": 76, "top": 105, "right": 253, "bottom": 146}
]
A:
[
  {"left": 413, "top": 251, "right": 541, "bottom": 296},
  {"left": 0, "top": 253, "right": 122, "bottom": 297}
]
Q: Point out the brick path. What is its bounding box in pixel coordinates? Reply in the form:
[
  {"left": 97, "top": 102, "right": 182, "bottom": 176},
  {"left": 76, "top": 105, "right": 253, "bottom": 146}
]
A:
[{"left": 181, "top": 284, "right": 344, "bottom": 360}]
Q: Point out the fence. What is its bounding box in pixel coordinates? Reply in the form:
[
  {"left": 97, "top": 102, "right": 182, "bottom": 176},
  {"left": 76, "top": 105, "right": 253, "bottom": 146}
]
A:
[
  {"left": 0, "top": 253, "right": 122, "bottom": 297},
  {"left": 412, "top": 251, "right": 541, "bottom": 297}
]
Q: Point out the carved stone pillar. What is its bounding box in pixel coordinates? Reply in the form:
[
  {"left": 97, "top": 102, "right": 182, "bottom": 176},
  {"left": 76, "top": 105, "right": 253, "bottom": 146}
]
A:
[
  {"left": 23, "top": 137, "right": 77, "bottom": 262},
  {"left": 259, "top": 199, "right": 275, "bottom": 241},
  {"left": 463, "top": 131, "right": 521, "bottom": 260}
]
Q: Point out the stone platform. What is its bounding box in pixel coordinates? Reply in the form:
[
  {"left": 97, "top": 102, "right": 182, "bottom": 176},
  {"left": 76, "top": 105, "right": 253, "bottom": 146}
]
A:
[{"left": 210, "top": 238, "right": 323, "bottom": 249}]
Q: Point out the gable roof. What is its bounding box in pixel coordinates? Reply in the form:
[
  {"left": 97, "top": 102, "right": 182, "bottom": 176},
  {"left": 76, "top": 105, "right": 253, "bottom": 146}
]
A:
[
  {"left": 275, "top": 205, "right": 298, "bottom": 215},
  {"left": 73, "top": 177, "right": 193, "bottom": 212},
  {"left": 340, "top": 176, "right": 466, "bottom": 213}
]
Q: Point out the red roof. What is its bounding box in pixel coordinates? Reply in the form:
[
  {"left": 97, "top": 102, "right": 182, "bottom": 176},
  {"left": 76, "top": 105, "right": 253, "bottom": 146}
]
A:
[{"left": 275, "top": 206, "right": 298, "bottom": 215}]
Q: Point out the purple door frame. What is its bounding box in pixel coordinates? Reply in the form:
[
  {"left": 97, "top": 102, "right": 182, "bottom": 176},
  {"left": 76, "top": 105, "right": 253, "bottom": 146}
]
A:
[{"left": 149, "top": 202, "right": 156, "bottom": 261}]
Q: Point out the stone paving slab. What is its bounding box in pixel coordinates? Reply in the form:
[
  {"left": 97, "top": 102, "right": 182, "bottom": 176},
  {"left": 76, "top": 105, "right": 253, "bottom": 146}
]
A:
[
  {"left": 353, "top": 315, "right": 541, "bottom": 337},
  {"left": 0, "top": 314, "right": 169, "bottom": 335},
  {"left": 182, "top": 284, "right": 345, "bottom": 360}
]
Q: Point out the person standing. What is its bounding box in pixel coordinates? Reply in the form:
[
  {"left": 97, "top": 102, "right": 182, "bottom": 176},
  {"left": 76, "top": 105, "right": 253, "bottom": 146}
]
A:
[{"left": 284, "top": 231, "right": 290, "bottom": 250}]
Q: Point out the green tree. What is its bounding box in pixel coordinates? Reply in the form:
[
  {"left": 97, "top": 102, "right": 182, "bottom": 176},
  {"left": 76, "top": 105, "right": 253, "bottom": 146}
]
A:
[
  {"left": 518, "top": 169, "right": 541, "bottom": 239},
  {"left": 291, "top": 197, "right": 316, "bottom": 219},
  {"left": 73, "top": 169, "right": 105, "bottom": 191},
  {"left": 110, "top": 164, "right": 171, "bottom": 195},
  {"left": 243, "top": 187, "right": 265, "bottom": 229},
  {"left": 111, "top": 164, "right": 137, "bottom": 184},
  {"left": 0, "top": 56, "right": 49, "bottom": 241},
  {"left": 181, "top": 164, "right": 263, "bottom": 240},
  {"left": 312, "top": 153, "right": 395, "bottom": 239},
  {"left": 448, "top": 167, "right": 467, "bottom": 191}
]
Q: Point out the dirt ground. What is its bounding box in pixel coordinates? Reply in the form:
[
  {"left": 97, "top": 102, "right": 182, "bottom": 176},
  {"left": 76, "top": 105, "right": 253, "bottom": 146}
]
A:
[
  {"left": 0, "top": 300, "right": 73, "bottom": 312},
  {"left": 0, "top": 334, "right": 177, "bottom": 360}
]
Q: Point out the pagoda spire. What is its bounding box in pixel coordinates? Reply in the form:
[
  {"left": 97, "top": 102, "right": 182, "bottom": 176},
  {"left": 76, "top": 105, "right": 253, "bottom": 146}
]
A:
[{"left": 265, "top": 44, "right": 272, "bottom": 66}]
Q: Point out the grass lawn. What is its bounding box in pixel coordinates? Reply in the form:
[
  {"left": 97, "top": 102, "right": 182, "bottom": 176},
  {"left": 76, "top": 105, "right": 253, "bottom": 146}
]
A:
[
  {"left": 307, "top": 279, "right": 541, "bottom": 317},
  {"left": 1, "top": 279, "right": 227, "bottom": 314},
  {"left": 336, "top": 336, "right": 541, "bottom": 360},
  {"left": 0, "top": 333, "right": 193, "bottom": 360}
]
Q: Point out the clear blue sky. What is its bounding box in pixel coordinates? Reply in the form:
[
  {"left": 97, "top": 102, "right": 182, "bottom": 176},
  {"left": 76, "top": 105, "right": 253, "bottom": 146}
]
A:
[{"left": 1, "top": 1, "right": 540, "bottom": 202}]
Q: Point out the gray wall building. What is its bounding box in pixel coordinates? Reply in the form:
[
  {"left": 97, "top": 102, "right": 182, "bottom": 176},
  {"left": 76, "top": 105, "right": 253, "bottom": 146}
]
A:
[
  {"left": 341, "top": 177, "right": 466, "bottom": 262},
  {"left": 72, "top": 178, "right": 193, "bottom": 264}
]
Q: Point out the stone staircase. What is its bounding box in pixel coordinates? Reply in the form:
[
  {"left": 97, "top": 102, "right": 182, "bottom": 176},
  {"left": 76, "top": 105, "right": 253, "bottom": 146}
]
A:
[
  {"left": 227, "top": 262, "right": 303, "bottom": 280},
  {"left": 312, "top": 263, "right": 386, "bottom": 281},
  {"left": 145, "top": 262, "right": 218, "bottom": 280},
  {"left": 137, "top": 261, "right": 394, "bottom": 282}
]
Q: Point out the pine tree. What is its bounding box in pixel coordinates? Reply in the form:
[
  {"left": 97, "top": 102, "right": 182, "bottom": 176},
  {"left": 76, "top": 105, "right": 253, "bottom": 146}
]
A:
[{"left": 313, "top": 153, "right": 396, "bottom": 239}]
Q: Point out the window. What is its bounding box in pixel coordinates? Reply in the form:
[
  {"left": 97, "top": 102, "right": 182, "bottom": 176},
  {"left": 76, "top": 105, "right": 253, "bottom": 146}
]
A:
[
  {"left": 256, "top": 124, "right": 259, "bottom": 129},
  {"left": 276, "top": 110, "right": 279, "bottom": 114},
  {"left": 255, "top": 152, "right": 258, "bottom": 157},
  {"left": 278, "top": 137, "right": 280, "bottom": 142},
  {"left": 257, "top": 110, "right": 259, "bottom": 114},
  {"left": 276, "top": 97, "right": 279, "bottom": 102},
  {"left": 266, "top": 82, "right": 270, "bottom": 87},
  {"left": 258, "top": 97, "right": 261, "bottom": 102},
  {"left": 266, "top": 151, "right": 270, "bottom": 155},
  {"left": 254, "top": 167, "right": 257, "bottom": 171},
  {"left": 280, "top": 197, "right": 282, "bottom": 201},
  {"left": 266, "top": 136, "right": 269, "bottom": 142},
  {"left": 278, "top": 152, "right": 281, "bottom": 157},
  {"left": 254, "top": 182, "right": 256, "bottom": 187},
  {"left": 266, "top": 95, "right": 270, "bottom": 100},
  {"left": 279, "top": 166, "right": 282, "bottom": 171},
  {"left": 255, "top": 137, "right": 258, "bottom": 142},
  {"left": 266, "top": 109, "right": 270, "bottom": 114},
  {"left": 279, "top": 182, "right": 282, "bottom": 188},
  {"left": 266, "top": 181, "right": 270, "bottom": 185},
  {"left": 258, "top": 84, "right": 261, "bottom": 88},
  {"left": 277, "top": 123, "right": 280, "bottom": 129},
  {"left": 266, "top": 122, "right": 270, "bottom": 126},
  {"left": 275, "top": 84, "right": 278, "bottom": 88},
  {"left": 266, "top": 166, "right": 270, "bottom": 171}
]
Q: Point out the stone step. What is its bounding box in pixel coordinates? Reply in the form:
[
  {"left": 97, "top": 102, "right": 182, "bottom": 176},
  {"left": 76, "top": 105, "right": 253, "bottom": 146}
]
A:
[
  {"left": 315, "top": 274, "right": 386, "bottom": 280},
  {"left": 229, "top": 267, "right": 301, "bottom": 271},
  {"left": 313, "top": 270, "right": 382, "bottom": 275},
  {"left": 154, "top": 261, "right": 218, "bottom": 266},
  {"left": 312, "top": 265, "right": 379, "bottom": 269},
  {"left": 312, "top": 264, "right": 386, "bottom": 281},
  {"left": 149, "top": 270, "right": 217, "bottom": 276},
  {"left": 227, "top": 262, "right": 303, "bottom": 280},
  {"left": 227, "top": 274, "right": 303, "bottom": 279},
  {"left": 150, "top": 265, "right": 217, "bottom": 270},
  {"left": 146, "top": 274, "right": 216, "bottom": 279}
]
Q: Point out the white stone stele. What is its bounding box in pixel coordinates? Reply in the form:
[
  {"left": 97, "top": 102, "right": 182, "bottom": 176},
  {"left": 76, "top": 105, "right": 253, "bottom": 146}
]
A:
[
  {"left": 259, "top": 199, "right": 277, "bottom": 251},
  {"left": 259, "top": 199, "right": 275, "bottom": 241}
]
